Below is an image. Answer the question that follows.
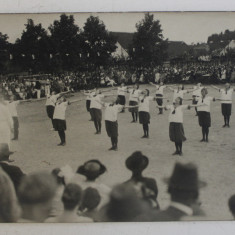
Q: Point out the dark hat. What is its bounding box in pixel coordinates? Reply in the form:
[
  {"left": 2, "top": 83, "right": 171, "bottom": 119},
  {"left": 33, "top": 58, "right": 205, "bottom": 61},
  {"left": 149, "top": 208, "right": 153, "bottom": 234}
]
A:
[
  {"left": 76, "top": 160, "right": 107, "bottom": 180},
  {"left": 125, "top": 151, "right": 149, "bottom": 172},
  {"left": 0, "top": 144, "right": 13, "bottom": 162},
  {"left": 164, "top": 162, "right": 207, "bottom": 194}
]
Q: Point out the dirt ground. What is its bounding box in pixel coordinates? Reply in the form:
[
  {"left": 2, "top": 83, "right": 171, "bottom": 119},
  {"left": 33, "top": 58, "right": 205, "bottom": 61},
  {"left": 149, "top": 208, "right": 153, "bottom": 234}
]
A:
[{"left": 10, "top": 84, "right": 235, "bottom": 221}]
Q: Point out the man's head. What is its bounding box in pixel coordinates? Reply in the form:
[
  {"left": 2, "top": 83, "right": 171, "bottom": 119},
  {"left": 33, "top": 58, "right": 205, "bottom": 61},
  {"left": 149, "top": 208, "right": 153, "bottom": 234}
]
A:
[{"left": 17, "top": 171, "right": 57, "bottom": 222}]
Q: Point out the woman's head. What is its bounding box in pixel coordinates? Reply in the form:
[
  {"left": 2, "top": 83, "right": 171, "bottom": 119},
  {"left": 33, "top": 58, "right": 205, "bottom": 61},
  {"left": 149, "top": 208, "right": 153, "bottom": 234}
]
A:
[
  {"left": 143, "top": 89, "right": 150, "bottom": 97},
  {"left": 201, "top": 88, "right": 208, "bottom": 97},
  {"left": 62, "top": 183, "right": 82, "bottom": 211},
  {"left": 174, "top": 97, "right": 183, "bottom": 106},
  {"left": 0, "top": 168, "right": 21, "bottom": 222}
]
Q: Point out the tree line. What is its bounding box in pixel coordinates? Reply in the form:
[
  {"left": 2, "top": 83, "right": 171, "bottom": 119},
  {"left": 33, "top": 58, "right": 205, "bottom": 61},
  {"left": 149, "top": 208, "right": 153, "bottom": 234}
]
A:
[{"left": 0, "top": 13, "right": 168, "bottom": 74}]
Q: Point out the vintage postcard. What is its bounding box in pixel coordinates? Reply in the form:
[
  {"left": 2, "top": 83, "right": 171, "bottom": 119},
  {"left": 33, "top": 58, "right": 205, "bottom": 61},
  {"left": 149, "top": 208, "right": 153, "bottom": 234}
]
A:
[{"left": 0, "top": 12, "right": 235, "bottom": 226}]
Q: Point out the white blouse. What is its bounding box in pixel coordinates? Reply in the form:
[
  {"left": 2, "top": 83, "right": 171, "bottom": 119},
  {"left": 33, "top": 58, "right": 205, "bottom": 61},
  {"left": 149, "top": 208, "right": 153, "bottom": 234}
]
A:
[
  {"left": 90, "top": 94, "right": 104, "bottom": 110},
  {"left": 53, "top": 101, "right": 68, "bottom": 120},
  {"left": 129, "top": 89, "right": 142, "bottom": 102},
  {"left": 117, "top": 87, "right": 127, "bottom": 96},
  {"left": 104, "top": 104, "right": 123, "bottom": 122},
  {"left": 138, "top": 96, "right": 154, "bottom": 113},
  {"left": 46, "top": 94, "right": 60, "bottom": 106},
  {"left": 197, "top": 96, "right": 214, "bottom": 112},
  {"left": 173, "top": 90, "right": 188, "bottom": 102},
  {"left": 220, "top": 89, "right": 233, "bottom": 104},
  {"left": 8, "top": 100, "right": 20, "bottom": 117},
  {"left": 155, "top": 85, "right": 166, "bottom": 95},
  {"left": 166, "top": 105, "right": 188, "bottom": 123}
]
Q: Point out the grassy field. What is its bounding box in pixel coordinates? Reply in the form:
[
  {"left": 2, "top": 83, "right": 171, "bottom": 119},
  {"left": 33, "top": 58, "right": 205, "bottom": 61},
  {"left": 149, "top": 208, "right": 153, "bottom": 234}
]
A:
[{"left": 10, "top": 84, "right": 235, "bottom": 221}]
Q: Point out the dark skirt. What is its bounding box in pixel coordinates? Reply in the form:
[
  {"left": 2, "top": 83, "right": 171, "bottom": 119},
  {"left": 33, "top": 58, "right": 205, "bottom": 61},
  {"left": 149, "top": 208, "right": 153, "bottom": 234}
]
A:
[
  {"left": 46, "top": 105, "right": 55, "bottom": 119},
  {"left": 128, "top": 101, "right": 138, "bottom": 112},
  {"left": 53, "top": 119, "right": 67, "bottom": 131},
  {"left": 169, "top": 122, "right": 186, "bottom": 142},
  {"left": 139, "top": 111, "right": 150, "bottom": 124},
  {"left": 118, "top": 95, "right": 126, "bottom": 105},
  {"left": 90, "top": 108, "right": 102, "bottom": 121},
  {"left": 86, "top": 100, "right": 91, "bottom": 112},
  {"left": 221, "top": 103, "right": 232, "bottom": 116},
  {"left": 198, "top": 111, "right": 211, "bottom": 127},
  {"left": 105, "top": 120, "right": 118, "bottom": 137},
  {"left": 156, "top": 94, "right": 163, "bottom": 106}
]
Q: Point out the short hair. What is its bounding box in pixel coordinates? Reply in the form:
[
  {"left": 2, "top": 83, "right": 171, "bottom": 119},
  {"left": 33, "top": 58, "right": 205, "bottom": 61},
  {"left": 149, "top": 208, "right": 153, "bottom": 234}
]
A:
[
  {"left": 80, "top": 187, "right": 101, "bottom": 211},
  {"left": 18, "top": 171, "right": 57, "bottom": 205},
  {"left": 51, "top": 168, "right": 65, "bottom": 185},
  {"left": 201, "top": 88, "right": 208, "bottom": 95},
  {"left": 228, "top": 194, "right": 235, "bottom": 215},
  {"left": 62, "top": 183, "right": 82, "bottom": 210}
]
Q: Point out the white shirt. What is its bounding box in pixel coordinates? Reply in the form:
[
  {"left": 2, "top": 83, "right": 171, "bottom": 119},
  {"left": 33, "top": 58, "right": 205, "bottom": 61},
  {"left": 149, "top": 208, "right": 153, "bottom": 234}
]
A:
[
  {"left": 129, "top": 89, "right": 142, "bottom": 102},
  {"left": 192, "top": 87, "right": 202, "bottom": 97},
  {"left": 197, "top": 96, "right": 213, "bottom": 112},
  {"left": 170, "top": 202, "right": 193, "bottom": 216},
  {"left": 117, "top": 87, "right": 127, "bottom": 96},
  {"left": 104, "top": 104, "right": 123, "bottom": 122},
  {"left": 220, "top": 88, "right": 233, "bottom": 104},
  {"left": 53, "top": 101, "right": 68, "bottom": 120},
  {"left": 45, "top": 94, "right": 60, "bottom": 106},
  {"left": 155, "top": 85, "right": 166, "bottom": 95},
  {"left": 90, "top": 94, "right": 104, "bottom": 110},
  {"left": 138, "top": 96, "right": 154, "bottom": 113},
  {"left": 167, "top": 105, "right": 188, "bottom": 123},
  {"left": 173, "top": 90, "right": 188, "bottom": 102},
  {"left": 86, "top": 92, "right": 95, "bottom": 101},
  {"left": 8, "top": 100, "right": 20, "bottom": 117}
]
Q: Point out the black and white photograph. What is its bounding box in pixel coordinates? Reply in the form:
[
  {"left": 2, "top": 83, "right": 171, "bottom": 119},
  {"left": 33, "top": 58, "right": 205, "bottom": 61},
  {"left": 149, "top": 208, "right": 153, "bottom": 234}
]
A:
[{"left": 1, "top": 11, "right": 235, "bottom": 225}]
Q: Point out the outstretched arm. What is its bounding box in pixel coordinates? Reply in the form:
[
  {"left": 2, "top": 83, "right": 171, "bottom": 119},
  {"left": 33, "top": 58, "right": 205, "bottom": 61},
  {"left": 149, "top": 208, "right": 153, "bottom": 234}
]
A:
[{"left": 211, "top": 85, "right": 220, "bottom": 91}]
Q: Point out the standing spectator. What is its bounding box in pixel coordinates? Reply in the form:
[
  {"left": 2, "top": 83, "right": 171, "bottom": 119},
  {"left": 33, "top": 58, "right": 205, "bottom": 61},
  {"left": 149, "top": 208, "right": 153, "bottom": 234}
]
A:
[{"left": 35, "top": 80, "right": 41, "bottom": 99}]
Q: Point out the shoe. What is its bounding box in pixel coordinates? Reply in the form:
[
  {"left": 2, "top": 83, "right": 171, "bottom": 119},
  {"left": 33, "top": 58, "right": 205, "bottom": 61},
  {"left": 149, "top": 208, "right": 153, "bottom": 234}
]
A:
[
  {"left": 227, "top": 124, "right": 230, "bottom": 128},
  {"left": 61, "top": 142, "right": 66, "bottom": 146},
  {"left": 11, "top": 138, "right": 18, "bottom": 141},
  {"left": 97, "top": 131, "right": 101, "bottom": 134},
  {"left": 95, "top": 131, "right": 99, "bottom": 134},
  {"left": 57, "top": 143, "right": 63, "bottom": 146},
  {"left": 172, "top": 151, "right": 179, "bottom": 155},
  {"left": 108, "top": 147, "right": 114, "bottom": 151},
  {"left": 205, "top": 139, "right": 209, "bottom": 142},
  {"left": 222, "top": 124, "right": 226, "bottom": 128},
  {"left": 146, "top": 135, "right": 149, "bottom": 138},
  {"left": 179, "top": 151, "right": 183, "bottom": 156},
  {"left": 131, "top": 120, "right": 135, "bottom": 123},
  {"left": 113, "top": 146, "right": 118, "bottom": 151},
  {"left": 200, "top": 139, "right": 205, "bottom": 142},
  {"left": 141, "top": 135, "right": 147, "bottom": 138}
]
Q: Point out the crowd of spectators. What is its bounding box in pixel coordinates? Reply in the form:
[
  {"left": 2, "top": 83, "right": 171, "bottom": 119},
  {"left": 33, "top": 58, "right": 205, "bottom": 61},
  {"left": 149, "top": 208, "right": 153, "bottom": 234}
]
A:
[
  {"left": 0, "top": 150, "right": 235, "bottom": 223},
  {"left": 1, "top": 62, "right": 235, "bottom": 101}
]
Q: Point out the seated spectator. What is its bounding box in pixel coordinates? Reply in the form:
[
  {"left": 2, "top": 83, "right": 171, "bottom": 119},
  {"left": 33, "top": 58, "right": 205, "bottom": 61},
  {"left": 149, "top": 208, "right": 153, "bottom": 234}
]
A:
[
  {"left": 0, "top": 168, "right": 21, "bottom": 222},
  {"left": 47, "top": 183, "right": 93, "bottom": 223},
  {"left": 73, "top": 160, "right": 111, "bottom": 209},
  {"left": 97, "top": 182, "right": 151, "bottom": 222},
  {"left": 17, "top": 171, "right": 57, "bottom": 222},
  {"left": 79, "top": 187, "right": 101, "bottom": 221},
  {"left": 125, "top": 151, "right": 159, "bottom": 209},
  {"left": 228, "top": 195, "right": 235, "bottom": 219}
]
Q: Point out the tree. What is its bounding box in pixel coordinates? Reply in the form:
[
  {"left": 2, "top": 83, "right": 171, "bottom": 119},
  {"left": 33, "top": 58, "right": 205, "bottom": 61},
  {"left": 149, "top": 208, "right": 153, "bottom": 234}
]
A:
[
  {"left": 129, "top": 13, "right": 168, "bottom": 68},
  {"left": 49, "top": 14, "right": 81, "bottom": 71},
  {"left": 13, "top": 19, "right": 50, "bottom": 72},
  {"left": 0, "top": 32, "right": 9, "bottom": 73},
  {"left": 81, "top": 16, "right": 117, "bottom": 69}
]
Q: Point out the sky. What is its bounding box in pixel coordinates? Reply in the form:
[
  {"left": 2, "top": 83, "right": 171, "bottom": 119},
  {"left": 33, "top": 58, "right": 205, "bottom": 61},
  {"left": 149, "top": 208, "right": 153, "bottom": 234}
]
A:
[{"left": 1, "top": 12, "right": 235, "bottom": 44}]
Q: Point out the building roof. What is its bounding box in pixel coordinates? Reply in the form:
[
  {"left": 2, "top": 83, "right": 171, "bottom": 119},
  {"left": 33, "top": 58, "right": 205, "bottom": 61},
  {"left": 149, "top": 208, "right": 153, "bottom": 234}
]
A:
[
  {"left": 110, "top": 32, "right": 134, "bottom": 51},
  {"left": 167, "top": 41, "right": 189, "bottom": 58}
]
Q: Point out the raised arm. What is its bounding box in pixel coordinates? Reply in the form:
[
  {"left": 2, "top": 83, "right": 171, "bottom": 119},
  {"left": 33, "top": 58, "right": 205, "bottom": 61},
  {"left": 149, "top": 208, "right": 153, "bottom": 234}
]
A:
[{"left": 211, "top": 85, "right": 220, "bottom": 91}]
